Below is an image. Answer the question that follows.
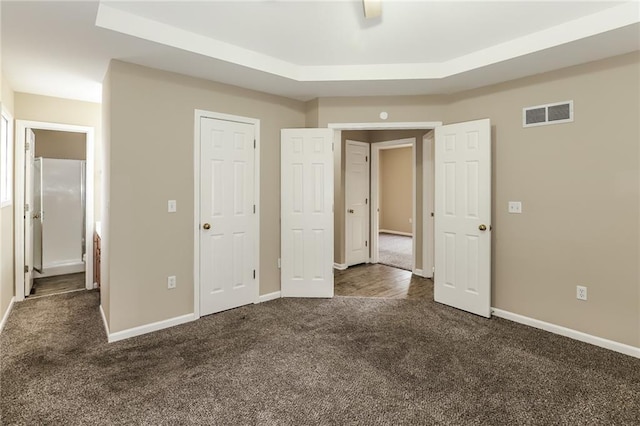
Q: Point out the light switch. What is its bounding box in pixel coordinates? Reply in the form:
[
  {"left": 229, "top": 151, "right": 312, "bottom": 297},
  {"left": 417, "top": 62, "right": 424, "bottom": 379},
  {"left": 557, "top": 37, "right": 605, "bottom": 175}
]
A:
[
  {"left": 168, "top": 200, "right": 177, "bottom": 213},
  {"left": 508, "top": 201, "right": 522, "bottom": 214}
]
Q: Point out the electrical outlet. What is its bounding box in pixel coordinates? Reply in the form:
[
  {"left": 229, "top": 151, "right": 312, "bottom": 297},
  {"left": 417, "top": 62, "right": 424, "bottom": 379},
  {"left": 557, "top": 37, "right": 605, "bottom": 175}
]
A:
[
  {"left": 576, "top": 285, "right": 587, "bottom": 301},
  {"left": 168, "top": 200, "right": 177, "bottom": 213},
  {"left": 168, "top": 276, "right": 176, "bottom": 289},
  {"left": 508, "top": 201, "right": 522, "bottom": 214}
]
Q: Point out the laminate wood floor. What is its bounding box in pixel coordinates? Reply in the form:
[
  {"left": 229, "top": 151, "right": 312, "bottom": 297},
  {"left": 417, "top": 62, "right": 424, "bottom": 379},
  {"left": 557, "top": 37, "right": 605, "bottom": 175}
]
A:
[
  {"left": 31, "top": 273, "right": 86, "bottom": 298},
  {"left": 334, "top": 263, "right": 432, "bottom": 300}
]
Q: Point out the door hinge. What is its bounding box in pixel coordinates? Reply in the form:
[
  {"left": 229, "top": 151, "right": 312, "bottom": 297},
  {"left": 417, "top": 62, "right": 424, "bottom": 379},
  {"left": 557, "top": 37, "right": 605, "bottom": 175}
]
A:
[
  {"left": 365, "top": 198, "right": 368, "bottom": 205},
  {"left": 365, "top": 155, "right": 368, "bottom": 162},
  {"left": 254, "top": 139, "right": 256, "bottom": 149},
  {"left": 431, "top": 212, "right": 434, "bottom": 217},
  {"left": 253, "top": 270, "right": 256, "bottom": 279},
  {"left": 25, "top": 142, "right": 30, "bottom": 151},
  {"left": 24, "top": 265, "right": 29, "bottom": 273},
  {"left": 365, "top": 241, "right": 368, "bottom": 247},
  {"left": 332, "top": 142, "right": 335, "bottom": 152},
  {"left": 253, "top": 204, "right": 256, "bottom": 214}
]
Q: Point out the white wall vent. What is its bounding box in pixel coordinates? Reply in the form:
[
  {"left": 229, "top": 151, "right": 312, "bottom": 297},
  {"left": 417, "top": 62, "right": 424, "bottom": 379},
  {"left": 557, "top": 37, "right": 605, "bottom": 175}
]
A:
[{"left": 523, "top": 101, "right": 573, "bottom": 127}]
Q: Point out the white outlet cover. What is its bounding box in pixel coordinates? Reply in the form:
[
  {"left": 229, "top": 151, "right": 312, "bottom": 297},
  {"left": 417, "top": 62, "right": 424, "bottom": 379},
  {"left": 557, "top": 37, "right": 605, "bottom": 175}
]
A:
[
  {"left": 168, "top": 200, "right": 177, "bottom": 213},
  {"left": 576, "top": 285, "right": 587, "bottom": 301},
  {"left": 168, "top": 275, "right": 177, "bottom": 289},
  {"left": 508, "top": 201, "right": 522, "bottom": 214}
]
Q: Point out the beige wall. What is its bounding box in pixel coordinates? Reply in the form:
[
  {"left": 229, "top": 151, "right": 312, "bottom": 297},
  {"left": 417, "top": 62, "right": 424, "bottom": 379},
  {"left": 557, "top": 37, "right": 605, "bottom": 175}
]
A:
[
  {"left": 443, "top": 52, "right": 640, "bottom": 347},
  {"left": 14, "top": 93, "right": 102, "bottom": 220},
  {"left": 100, "top": 67, "right": 112, "bottom": 325},
  {"left": 105, "top": 61, "right": 306, "bottom": 332},
  {"left": 379, "top": 147, "right": 413, "bottom": 233},
  {"left": 33, "top": 130, "right": 86, "bottom": 160},
  {"left": 0, "top": 73, "right": 15, "bottom": 325},
  {"left": 314, "top": 53, "right": 639, "bottom": 348},
  {"left": 101, "top": 52, "right": 639, "bottom": 349}
]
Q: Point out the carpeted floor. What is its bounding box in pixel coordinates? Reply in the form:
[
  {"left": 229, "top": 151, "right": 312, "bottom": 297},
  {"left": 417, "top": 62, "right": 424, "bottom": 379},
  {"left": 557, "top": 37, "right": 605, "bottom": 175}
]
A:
[
  {"left": 1, "top": 290, "right": 639, "bottom": 425},
  {"left": 379, "top": 232, "right": 413, "bottom": 271}
]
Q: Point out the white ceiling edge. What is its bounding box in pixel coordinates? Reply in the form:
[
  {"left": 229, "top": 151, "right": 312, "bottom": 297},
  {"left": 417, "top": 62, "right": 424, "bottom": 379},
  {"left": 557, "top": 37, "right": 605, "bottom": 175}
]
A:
[{"left": 96, "top": 1, "right": 640, "bottom": 83}]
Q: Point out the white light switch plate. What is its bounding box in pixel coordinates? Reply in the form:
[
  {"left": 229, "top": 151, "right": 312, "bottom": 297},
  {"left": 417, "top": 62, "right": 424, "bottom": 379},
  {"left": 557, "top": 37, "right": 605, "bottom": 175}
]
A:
[
  {"left": 508, "top": 201, "right": 522, "bottom": 214},
  {"left": 168, "top": 200, "right": 177, "bottom": 213}
]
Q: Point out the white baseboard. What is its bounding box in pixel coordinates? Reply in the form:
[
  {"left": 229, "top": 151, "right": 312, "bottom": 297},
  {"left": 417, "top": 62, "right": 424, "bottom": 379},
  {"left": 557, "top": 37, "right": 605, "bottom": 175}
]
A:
[
  {"left": 256, "top": 291, "right": 281, "bottom": 303},
  {"left": 35, "top": 262, "right": 85, "bottom": 278},
  {"left": 413, "top": 268, "right": 424, "bottom": 277},
  {"left": 379, "top": 229, "right": 412, "bottom": 237},
  {"left": 333, "top": 263, "right": 348, "bottom": 270},
  {"left": 106, "top": 312, "right": 196, "bottom": 343},
  {"left": 0, "top": 297, "right": 15, "bottom": 333},
  {"left": 492, "top": 308, "right": 640, "bottom": 359}
]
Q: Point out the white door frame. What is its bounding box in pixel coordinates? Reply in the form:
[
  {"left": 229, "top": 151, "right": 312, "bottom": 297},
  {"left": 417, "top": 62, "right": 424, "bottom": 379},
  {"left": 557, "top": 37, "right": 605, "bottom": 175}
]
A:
[
  {"left": 344, "top": 139, "right": 370, "bottom": 267},
  {"left": 193, "top": 109, "right": 260, "bottom": 320},
  {"left": 422, "top": 132, "right": 435, "bottom": 279},
  {"left": 14, "top": 120, "right": 95, "bottom": 301},
  {"left": 371, "top": 138, "right": 416, "bottom": 269},
  {"left": 328, "top": 122, "right": 442, "bottom": 277}
]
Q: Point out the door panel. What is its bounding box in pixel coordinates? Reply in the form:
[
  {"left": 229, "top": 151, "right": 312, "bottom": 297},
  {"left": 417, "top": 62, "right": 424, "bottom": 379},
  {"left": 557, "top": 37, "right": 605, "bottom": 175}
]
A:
[
  {"left": 345, "top": 140, "right": 370, "bottom": 266},
  {"left": 434, "top": 119, "right": 491, "bottom": 318},
  {"left": 281, "top": 129, "right": 334, "bottom": 298},
  {"left": 24, "top": 129, "right": 35, "bottom": 296},
  {"left": 33, "top": 157, "right": 42, "bottom": 272},
  {"left": 200, "top": 117, "right": 256, "bottom": 316}
]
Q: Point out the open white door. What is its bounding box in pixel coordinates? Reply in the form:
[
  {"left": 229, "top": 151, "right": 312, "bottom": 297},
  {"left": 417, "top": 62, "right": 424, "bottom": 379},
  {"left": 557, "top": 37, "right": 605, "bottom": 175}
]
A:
[
  {"left": 434, "top": 119, "right": 491, "bottom": 317},
  {"left": 24, "top": 129, "right": 36, "bottom": 296},
  {"left": 345, "top": 140, "right": 370, "bottom": 266},
  {"left": 33, "top": 158, "right": 43, "bottom": 273},
  {"left": 281, "top": 129, "right": 334, "bottom": 298}
]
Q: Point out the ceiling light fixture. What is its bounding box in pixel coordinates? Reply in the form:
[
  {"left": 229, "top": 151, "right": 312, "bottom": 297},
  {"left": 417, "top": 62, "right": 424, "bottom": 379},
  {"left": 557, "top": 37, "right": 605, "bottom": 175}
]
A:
[{"left": 363, "top": 0, "right": 382, "bottom": 19}]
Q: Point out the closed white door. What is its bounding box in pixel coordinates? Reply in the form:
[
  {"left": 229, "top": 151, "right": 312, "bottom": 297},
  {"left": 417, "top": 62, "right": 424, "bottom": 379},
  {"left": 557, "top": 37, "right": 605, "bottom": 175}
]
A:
[
  {"left": 434, "top": 119, "right": 491, "bottom": 318},
  {"left": 200, "top": 117, "right": 256, "bottom": 316},
  {"left": 281, "top": 129, "right": 334, "bottom": 298},
  {"left": 345, "top": 140, "right": 370, "bottom": 266},
  {"left": 24, "top": 129, "right": 36, "bottom": 296}
]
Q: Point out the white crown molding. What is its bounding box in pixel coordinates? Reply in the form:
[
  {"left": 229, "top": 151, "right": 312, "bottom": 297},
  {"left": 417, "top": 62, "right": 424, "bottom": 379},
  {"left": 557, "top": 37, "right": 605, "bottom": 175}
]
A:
[{"left": 96, "top": 2, "right": 639, "bottom": 83}]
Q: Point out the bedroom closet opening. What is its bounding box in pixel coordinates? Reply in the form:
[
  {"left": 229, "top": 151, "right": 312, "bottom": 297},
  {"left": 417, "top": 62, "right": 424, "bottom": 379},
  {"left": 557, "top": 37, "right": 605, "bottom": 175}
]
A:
[{"left": 28, "top": 130, "right": 87, "bottom": 298}]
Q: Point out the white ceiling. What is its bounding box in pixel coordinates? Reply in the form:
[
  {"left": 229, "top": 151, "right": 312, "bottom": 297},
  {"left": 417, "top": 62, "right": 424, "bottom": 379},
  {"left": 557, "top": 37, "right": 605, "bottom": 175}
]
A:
[{"left": 2, "top": 1, "right": 639, "bottom": 104}]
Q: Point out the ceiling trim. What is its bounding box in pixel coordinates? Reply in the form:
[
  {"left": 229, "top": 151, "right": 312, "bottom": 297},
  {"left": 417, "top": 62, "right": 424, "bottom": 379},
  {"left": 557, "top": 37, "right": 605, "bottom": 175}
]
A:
[{"left": 96, "top": 2, "right": 639, "bottom": 83}]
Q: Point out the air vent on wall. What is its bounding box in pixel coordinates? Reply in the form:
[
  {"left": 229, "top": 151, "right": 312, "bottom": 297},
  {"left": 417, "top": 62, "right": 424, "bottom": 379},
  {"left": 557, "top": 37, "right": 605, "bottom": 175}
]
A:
[{"left": 523, "top": 101, "right": 573, "bottom": 127}]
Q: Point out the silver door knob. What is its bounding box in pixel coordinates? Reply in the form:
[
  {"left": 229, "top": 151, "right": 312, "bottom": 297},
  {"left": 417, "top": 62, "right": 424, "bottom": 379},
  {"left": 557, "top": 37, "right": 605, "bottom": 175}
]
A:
[
  {"left": 479, "top": 224, "right": 487, "bottom": 231},
  {"left": 348, "top": 209, "right": 354, "bottom": 214},
  {"left": 203, "top": 223, "right": 211, "bottom": 230}
]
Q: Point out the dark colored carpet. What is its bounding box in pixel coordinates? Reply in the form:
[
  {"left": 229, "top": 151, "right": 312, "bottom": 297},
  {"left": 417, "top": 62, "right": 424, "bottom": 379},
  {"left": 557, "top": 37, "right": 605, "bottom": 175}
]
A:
[
  {"left": 1, "top": 290, "right": 639, "bottom": 425},
  {"left": 378, "top": 232, "right": 412, "bottom": 271}
]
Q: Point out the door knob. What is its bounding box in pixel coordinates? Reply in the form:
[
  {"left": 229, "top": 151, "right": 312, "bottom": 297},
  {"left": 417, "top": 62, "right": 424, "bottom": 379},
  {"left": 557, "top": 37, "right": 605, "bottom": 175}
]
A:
[
  {"left": 203, "top": 223, "right": 211, "bottom": 230},
  {"left": 478, "top": 224, "right": 487, "bottom": 231},
  {"left": 348, "top": 209, "right": 354, "bottom": 214}
]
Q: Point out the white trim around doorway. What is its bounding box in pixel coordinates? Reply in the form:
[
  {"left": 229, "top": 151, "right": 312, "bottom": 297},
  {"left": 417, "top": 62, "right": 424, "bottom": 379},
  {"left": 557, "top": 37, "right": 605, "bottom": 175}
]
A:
[
  {"left": 14, "top": 120, "right": 95, "bottom": 301},
  {"left": 371, "top": 138, "right": 416, "bottom": 268},
  {"left": 328, "top": 121, "right": 442, "bottom": 276}
]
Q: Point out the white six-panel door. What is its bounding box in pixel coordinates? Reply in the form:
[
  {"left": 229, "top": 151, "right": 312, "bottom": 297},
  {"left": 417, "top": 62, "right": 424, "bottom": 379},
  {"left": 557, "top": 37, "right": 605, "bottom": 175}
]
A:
[
  {"left": 281, "top": 129, "right": 334, "bottom": 298},
  {"left": 200, "top": 117, "right": 256, "bottom": 315},
  {"left": 345, "top": 140, "right": 370, "bottom": 266},
  {"left": 24, "top": 129, "right": 36, "bottom": 296},
  {"left": 434, "top": 119, "right": 491, "bottom": 317}
]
